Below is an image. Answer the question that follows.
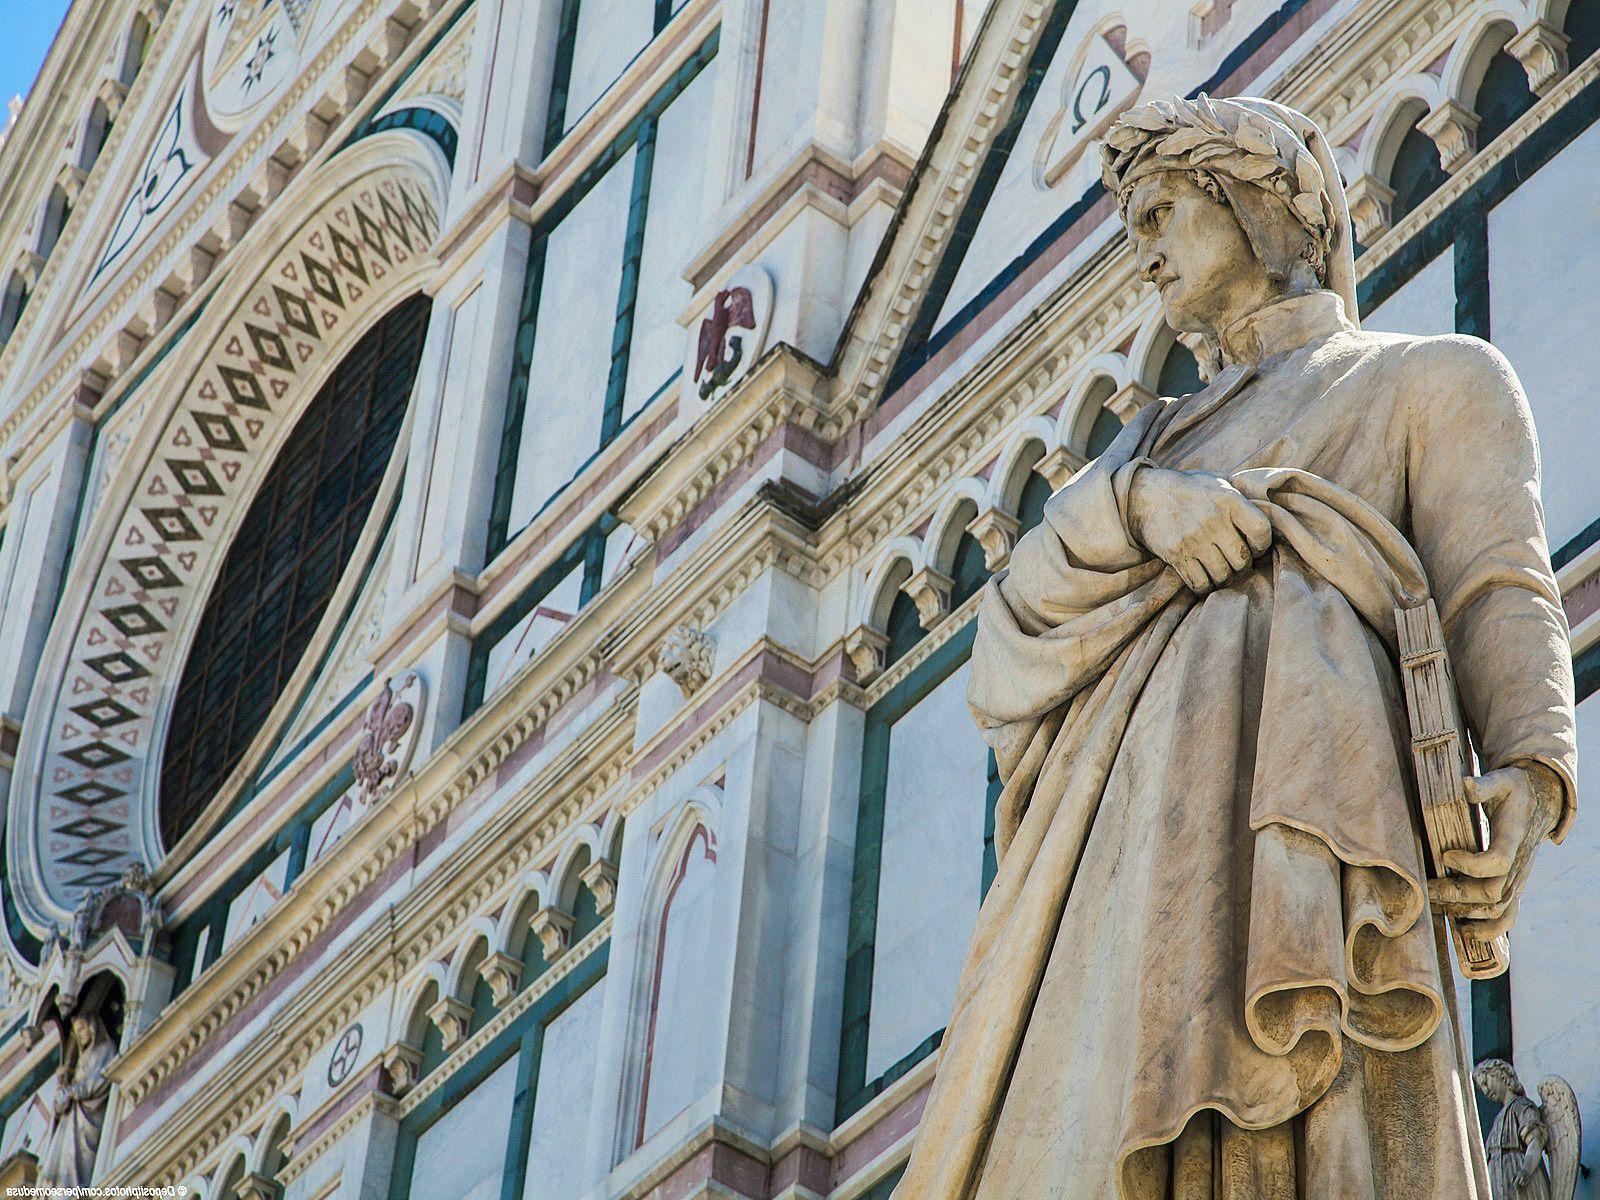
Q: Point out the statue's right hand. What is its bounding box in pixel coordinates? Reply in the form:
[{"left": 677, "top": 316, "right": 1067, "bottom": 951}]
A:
[{"left": 1127, "top": 468, "right": 1273, "bottom": 593}]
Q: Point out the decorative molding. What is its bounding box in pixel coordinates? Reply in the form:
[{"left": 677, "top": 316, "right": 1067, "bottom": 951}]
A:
[
  {"left": 380, "top": 1042, "right": 422, "bottom": 1097},
  {"left": 844, "top": 627, "right": 888, "bottom": 685},
  {"left": 1507, "top": 20, "right": 1569, "bottom": 96},
  {"left": 479, "top": 951, "right": 522, "bottom": 1006},
  {"left": 1344, "top": 172, "right": 1394, "bottom": 243},
  {"left": 902, "top": 566, "right": 953, "bottom": 630},
  {"left": 530, "top": 905, "right": 574, "bottom": 962},
  {"left": 1419, "top": 98, "right": 1478, "bottom": 172},
  {"left": 425, "top": 995, "right": 471, "bottom": 1051},
  {"left": 966, "top": 508, "right": 1019, "bottom": 570},
  {"left": 579, "top": 859, "right": 618, "bottom": 917}
]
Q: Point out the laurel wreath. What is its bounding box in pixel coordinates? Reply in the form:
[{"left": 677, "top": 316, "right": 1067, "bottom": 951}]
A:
[{"left": 1100, "top": 95, "right": 1335, "bottom": 258}]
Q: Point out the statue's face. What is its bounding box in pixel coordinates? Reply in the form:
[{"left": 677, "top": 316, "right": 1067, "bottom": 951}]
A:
[
  {"left": 71, "top": 1015, "right": 95, "bottom": 1049},
  {"left": 1475, "top": 1071, "right": 1510, "bottom": 1103},
  {"left": 1124, "top": 171, "right": 1281, "bottom": 337}
]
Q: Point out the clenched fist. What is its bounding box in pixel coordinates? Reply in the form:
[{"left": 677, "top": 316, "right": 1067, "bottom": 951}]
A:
[{"left": 1126, "top": 468, "right": 1273, "bottom": 593}]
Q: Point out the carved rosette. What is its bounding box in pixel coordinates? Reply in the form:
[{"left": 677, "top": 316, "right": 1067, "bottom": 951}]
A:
[
  {"left": 660, "top": 625, "right": 716, "bottom": 697},
  {"left": 352, "top": 673, "right": 425, "bottom": 804}
]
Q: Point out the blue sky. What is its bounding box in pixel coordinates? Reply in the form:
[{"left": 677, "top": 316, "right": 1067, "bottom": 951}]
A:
[{"left": 1, "top": 1, "right": 75, "bottom": 108}]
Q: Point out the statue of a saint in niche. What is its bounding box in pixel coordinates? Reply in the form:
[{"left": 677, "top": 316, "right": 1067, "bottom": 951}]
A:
[
  {"left": 37, "top": 1009, "right": 117, "bottom": 1187},
  {"left": 894, "top": 96, "right": 1576, "bottom": 1199}
]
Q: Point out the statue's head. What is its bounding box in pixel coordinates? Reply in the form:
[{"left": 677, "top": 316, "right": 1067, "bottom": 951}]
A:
[
  {"left": 1472, "top": 1058, "right": 1524, "bottom": 1103},
  {"left": 1101, "top": 96, "right": 1357, "bottom": 366},
  {"left": 70, "top": 1013, "right": 97, "bottom": 1050}
]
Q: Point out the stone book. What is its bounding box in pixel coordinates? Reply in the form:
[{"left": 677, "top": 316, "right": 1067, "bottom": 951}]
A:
[{"left": 1395, "top": 598, "right": 1510, "bottom": 979}]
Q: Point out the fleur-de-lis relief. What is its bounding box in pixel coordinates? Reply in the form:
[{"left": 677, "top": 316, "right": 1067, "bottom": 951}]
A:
[{"left": 353, "top": 674, "right": 418, "bottom": 800}]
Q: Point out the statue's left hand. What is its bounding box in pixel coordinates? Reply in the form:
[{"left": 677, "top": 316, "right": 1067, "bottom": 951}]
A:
[{"left": 1428, "top": 763, "right": 1563, "bottom": 939}]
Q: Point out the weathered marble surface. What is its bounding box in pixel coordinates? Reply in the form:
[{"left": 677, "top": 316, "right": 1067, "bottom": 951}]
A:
[{"left": 896, "top": 96, "right": 1576, "bottom": 1200}]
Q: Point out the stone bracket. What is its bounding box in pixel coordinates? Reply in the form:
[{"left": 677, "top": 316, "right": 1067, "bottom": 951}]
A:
[
  {"left": 580, "top": 858, "right": 619, "bottom": 917},
  {"left": 967, "top": 508, "right": 1020, "bottom": 570},
  {"left": 1419, "top": 99, "right": 1479, "bottom": 172},
  {"left": 1508, "top": 20, "right": 1570, "bottom": 96},
  {"left": 425, "top": 996, "right": 472, "bottom": 1051},
  {"left": 531, "top": 905, "right": 575, "bottom": 962},
  {"left": 480, "top": 951, "right": 523, "bottom": 1006},
  {"left": 844, "top": 626, "right": 888, "bottom": 684},
  {"left": 903, "top": 566, "right": 953, "bottom": 630}
]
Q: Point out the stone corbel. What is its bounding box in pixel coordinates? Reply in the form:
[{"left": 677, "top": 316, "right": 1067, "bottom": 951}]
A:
[
  {"left": 902, "top": 567, "right": 953, "bottom": 630},
  {"left": 54, "top": 164, "right": 87, "bottom": 205},
  {"left": 1418, "top": 100, "right": 1479, "bottom": 172},
  {"left": 1107, "top": 381, "right": 1156, "bottom": 420},
  {"left": 425, "top": 996, "right": 472, "bottom": 1051},
  {"left": 579, "top": 858, "right": 619, "bottom": 917},
  {"left": 966, "top": 508, "right": 1020, "bottom": 570},
  {"left": 844, "top": 626, "right": 888, "bottom": 684},
  {"left": 94, "top": 78, "right": 128, "bottom": 119},
  {"left": 479, "top": 952, "right": 522, "bottom": 1006},
  {"left": 531, "top": 905, "right": 575, "bottom": 961},
  {"left": 1036, "top": 446, "right": 1085, "bottom": 490},
  {"left": 13, "top": 250, "right": 44, "bottom": 289},
  {"left": 381, "top": 1042, "right": 424, "bottom": 1096},
  {"left": 1343, "top": 173, "right": 1394, "bottom": 244},
  {"left": 1508, "top": 20, "right": 1570, "bottom": 96},
  {"left": 236, "top": 1173, "right": 282, "bottom": 1200}
]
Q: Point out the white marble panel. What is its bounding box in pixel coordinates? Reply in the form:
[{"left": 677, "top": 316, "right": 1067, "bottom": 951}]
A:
[
  {"left": 411, "top": 1053, "right": 519, "bottom": 1200},
  {"left": 1511, "top": 692, "right": 1600, "bottom": 1194},
  {"left": 510, "top": 150, "right": 636, "bottom": 530},
  {"left": 1489, "top": 118, "right": 1600, "bottom": 550},
  {"left": 222, "top": 849, "right": 291, "bottom": 952},
  {"left": 602, "top": 522, "right": 643, "bottom": 588},
  {"left": 564, "top": 0, "right": 655, "bottom": 130},
  {"left": 866, "top": 662, "right": 988, "bottom": 1080},
  {"left": 623, "top": 61, "right": 717, "bottom": 421},
  {"left": 523, "top": 979, "right": 607, "bottom": 1200},
  {"left": 1362, "top": 249, "right": 1454, "bottom": 337},
  {"left": 484, "top": 561, "right": 586, "bottom": 699},
  {"left": 641, "top": 827, "right": 719, "bottom": 1141}
]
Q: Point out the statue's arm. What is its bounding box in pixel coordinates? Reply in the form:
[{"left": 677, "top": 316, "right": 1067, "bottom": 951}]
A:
[
  {"left": 1519, "top": 1118, "right": 1548, "bottom": 1184},
  {"left": 1404, "top": 335, "right": 1577, "bottom": 829}
]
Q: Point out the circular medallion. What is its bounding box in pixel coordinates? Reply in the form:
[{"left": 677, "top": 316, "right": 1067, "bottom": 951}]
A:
[{"left": 327, "top": 1022, "right": 364, "bottom": 1087}]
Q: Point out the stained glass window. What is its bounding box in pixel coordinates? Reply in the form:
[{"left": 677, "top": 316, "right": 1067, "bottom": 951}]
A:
[{"left": 158, "top": 295, "right": 430, "bottom": 847}]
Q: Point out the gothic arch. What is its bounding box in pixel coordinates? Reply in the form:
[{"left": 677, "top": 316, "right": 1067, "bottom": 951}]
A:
[{"left": 6, "top": 134, "right": 447, "bottom": 934}]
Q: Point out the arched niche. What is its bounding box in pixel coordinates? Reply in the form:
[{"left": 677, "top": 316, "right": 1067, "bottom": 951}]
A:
[{"left": 6, "top": 135, "right": 447, "bottom": 935}]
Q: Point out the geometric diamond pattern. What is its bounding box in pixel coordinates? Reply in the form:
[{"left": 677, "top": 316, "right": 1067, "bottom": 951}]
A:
[
  {"left": 54, "top": 814, "right": 122, "bottom": 840},
  {"left": 57, "top": 780, "right": 128, "bottom": 806},
  {"left": 122, "top": 556, "right": 183, "bottom": 590},
  {"left": 62, "top": 742, "right": 132, "bottom": 770},
  {"left": 29, "top": 172, "right": 441, "bottom": 908},
  {"left": 195, "top": 411, "right": 248, "bottom": 452},
  {"left": 104, "top": 603, "right": 167, "bottom": 638},
  {"left": 143, "top": 506, "right": 202, "bottom": 542},
  {"left": 167, "top": 458, "right": 224, "bottom": 496},
  {"left": 69, "top": 697, "right": 139, "bottom": 729},
  {"left": 85, "top": 650, "right": 150, "bottom": 683},
  {"left": 219, "top": 363, "right": 271, "bottom": 408},
  {"left": 59, "top": 846, "right": 123, "bottom": 867}
]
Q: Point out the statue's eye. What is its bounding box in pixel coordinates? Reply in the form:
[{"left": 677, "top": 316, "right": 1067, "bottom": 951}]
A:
[{"left": 1149, "top": 204, "right": 1173, "bottom": 232}]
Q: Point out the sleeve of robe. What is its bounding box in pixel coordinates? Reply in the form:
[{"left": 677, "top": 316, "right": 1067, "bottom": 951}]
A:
[
  {"left": 972, "top": 404, "right": 1169, "bottom": 779},
  {"left": 1403, "top": 334, "right": 1579, "bottom": 840}
]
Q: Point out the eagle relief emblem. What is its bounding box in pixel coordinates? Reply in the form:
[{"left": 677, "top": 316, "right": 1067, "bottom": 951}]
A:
[{"left": 690, "top": 265, "right": 773, "bottom": 402}]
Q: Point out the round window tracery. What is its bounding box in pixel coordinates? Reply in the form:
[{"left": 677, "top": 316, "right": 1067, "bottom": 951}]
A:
[{"left": 158, "top": 293, "right": 430, "bottom": 847}]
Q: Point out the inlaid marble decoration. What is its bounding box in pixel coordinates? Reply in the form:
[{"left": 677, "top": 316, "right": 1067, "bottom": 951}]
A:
[{"left": 20, "top": 165, "right": 438, "bottom": 914}]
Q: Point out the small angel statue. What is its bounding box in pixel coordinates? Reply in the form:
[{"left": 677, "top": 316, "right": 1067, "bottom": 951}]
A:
[{"left": 1473, "top": 1058, "right": 1582, "bottom": 1200}]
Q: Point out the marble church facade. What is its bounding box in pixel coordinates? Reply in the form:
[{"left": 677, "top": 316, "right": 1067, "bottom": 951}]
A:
[{"left": 0, "top": 0, "right": 1595, "bottom": 1195}]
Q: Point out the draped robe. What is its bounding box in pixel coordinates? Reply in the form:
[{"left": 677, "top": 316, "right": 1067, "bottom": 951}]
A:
[{"left": 894, "top": 292, "right": 1577, "bottom": 1200}]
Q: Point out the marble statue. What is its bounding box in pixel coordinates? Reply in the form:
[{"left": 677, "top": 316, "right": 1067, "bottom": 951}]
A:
[
  {"left": 894, "top": 96, "right": 1576, "bottom": 1199},
  {"left": 36, "top": 1009, "right": 117, "bottom": 1187},
  {"left": 1474, "top": 1059, "right": 1583, "bottom": 1200}
]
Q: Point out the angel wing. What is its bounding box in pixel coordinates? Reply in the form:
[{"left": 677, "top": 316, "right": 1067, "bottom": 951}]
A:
[{"left": 1538, "top": 1075, "right": 1583, "bottom": 1200}]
